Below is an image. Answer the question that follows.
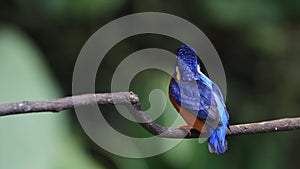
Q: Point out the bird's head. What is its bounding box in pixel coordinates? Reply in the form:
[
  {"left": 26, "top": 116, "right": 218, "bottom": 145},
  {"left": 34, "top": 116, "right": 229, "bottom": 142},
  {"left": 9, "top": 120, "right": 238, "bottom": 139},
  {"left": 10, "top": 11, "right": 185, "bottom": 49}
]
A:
[{"left": 175, "top": 45, "right": 201, "bottom": 81}]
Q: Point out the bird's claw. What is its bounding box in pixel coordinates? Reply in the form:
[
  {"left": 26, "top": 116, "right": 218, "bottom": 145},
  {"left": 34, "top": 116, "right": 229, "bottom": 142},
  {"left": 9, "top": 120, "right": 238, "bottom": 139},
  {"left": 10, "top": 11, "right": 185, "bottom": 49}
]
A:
[{"left": 179, "top": 125, "right": 193, "bottom": 136}]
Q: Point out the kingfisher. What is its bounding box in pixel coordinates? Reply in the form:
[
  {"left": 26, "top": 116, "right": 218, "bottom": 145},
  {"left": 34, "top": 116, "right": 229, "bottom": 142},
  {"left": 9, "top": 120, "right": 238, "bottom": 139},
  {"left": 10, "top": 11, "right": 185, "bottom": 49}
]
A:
[{"left": 169, "top": 45, "right": 229, "bottom": 154}]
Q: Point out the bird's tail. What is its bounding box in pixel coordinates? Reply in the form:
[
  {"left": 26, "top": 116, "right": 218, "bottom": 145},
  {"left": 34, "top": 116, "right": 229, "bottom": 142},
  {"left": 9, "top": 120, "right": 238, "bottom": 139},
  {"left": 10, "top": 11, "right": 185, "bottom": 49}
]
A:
[
  {"left": 208, "top": 125, "right": 228, "bottom": 154},
  {"left": 207, "top": 118, "right": 228, "bottom": 154}
]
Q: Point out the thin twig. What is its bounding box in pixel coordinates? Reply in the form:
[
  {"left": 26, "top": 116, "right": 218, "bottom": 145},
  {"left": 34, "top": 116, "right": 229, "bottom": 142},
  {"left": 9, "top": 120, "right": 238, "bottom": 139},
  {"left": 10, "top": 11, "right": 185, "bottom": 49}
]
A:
[{"left": 0, "top": 92, "right": 299, "bottom": 138}]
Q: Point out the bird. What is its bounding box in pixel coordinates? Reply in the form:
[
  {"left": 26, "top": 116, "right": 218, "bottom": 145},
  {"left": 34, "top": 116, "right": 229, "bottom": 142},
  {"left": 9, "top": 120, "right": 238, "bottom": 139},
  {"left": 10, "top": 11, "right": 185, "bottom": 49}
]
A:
[{"left": 168, "top": 45, "right": 229, "bottom": 154}]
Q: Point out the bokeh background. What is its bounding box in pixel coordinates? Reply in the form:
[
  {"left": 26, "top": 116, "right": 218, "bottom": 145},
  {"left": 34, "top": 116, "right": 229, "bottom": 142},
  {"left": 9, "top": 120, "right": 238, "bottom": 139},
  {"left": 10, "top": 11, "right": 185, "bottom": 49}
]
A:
[{"left": 1, "top": 1, "right": 300, "bottom": 169}]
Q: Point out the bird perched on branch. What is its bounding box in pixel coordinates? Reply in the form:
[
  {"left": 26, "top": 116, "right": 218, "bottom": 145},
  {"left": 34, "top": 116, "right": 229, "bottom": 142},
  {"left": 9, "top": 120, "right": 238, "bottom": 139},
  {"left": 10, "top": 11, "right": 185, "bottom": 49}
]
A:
[{"left": 169, "top": 45, "right": 229, "bottom": 154}]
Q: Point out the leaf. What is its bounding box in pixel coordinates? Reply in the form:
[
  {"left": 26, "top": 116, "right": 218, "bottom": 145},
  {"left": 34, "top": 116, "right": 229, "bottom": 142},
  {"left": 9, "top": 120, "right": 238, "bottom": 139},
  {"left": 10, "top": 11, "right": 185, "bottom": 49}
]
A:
[{"left": 0, "top": 26, "right": 103, "bottom": 169}]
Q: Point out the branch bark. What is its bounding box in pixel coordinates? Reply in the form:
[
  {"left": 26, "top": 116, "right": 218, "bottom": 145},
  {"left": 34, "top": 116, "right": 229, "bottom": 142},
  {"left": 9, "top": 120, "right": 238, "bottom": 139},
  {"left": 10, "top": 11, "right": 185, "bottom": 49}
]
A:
[{"left": 0, "top": 92, "right": 299, "bottom": 138}]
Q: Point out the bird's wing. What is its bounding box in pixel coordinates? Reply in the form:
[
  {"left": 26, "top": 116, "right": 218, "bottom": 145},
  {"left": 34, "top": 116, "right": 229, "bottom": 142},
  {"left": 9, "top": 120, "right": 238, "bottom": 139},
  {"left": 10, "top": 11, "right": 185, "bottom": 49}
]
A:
[
  {"left": 169, "top": 77, "right": 220, "bottom": 121},
  {"left": 198, "top": 72, "right": 229, "bottom": 120},
  {"left": 211, "top": 82, "right": 229, "bottom": 120}
]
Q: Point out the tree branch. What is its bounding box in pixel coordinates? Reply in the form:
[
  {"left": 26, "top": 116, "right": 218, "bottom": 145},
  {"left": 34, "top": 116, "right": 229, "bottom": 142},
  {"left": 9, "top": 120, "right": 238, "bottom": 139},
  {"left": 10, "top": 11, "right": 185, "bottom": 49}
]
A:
[{"left": 0, "top": 92, "right": 299, "bottom": 138}]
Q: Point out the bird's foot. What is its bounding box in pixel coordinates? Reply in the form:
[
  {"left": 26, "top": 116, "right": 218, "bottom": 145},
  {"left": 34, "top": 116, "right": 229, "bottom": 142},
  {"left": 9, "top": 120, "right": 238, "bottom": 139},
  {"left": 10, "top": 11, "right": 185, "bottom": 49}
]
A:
[{"left": 179, "top": 125, "right": 194, "bottom": 136}]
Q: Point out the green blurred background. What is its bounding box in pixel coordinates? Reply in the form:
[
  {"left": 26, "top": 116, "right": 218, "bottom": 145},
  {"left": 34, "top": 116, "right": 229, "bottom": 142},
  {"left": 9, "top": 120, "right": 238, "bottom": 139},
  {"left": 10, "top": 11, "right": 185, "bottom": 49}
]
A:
[{"left": 1, "top": 1, "right": 300, "bottom": 169}]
